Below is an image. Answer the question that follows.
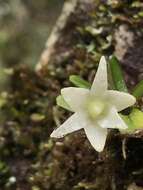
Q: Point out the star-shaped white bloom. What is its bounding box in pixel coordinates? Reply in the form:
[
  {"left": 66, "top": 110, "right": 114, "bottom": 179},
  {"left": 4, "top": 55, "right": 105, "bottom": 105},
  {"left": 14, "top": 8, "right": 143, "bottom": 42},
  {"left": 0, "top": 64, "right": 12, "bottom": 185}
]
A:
[{"left": 51, "top": 56, "right": 136, "bottom": 152}]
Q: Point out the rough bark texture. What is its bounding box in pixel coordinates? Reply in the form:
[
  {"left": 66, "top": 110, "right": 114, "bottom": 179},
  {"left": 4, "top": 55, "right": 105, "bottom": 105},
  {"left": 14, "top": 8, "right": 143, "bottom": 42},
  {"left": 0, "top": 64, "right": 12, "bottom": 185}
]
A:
[
  {"left": 36, "top": 0, "right": 95, "bottom": 72},
  {"left": 35, "top": 0, "right": 143, "bottom": 189}
]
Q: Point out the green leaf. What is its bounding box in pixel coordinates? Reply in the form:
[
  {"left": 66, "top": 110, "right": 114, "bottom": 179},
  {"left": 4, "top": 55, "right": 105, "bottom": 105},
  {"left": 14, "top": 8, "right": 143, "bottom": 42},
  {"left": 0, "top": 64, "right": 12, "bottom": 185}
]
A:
[
  {"left": 132, "top": 80, "right": 143, "bottom": 98},
  {"left": 69, "top": 75, "right": 91, "bottom": 89},
  {"left": 120, "top": 114, "right": 135, "bottom": 132},
  {"left": 109, "top": 56, "right": 128, "bottom": 92},
  {"left": 129, "top": 108, "right": 143, "bottom": 129},
  {"left": 56, "top": 95, "right": 72, "bottom": 111},
  {"left": 120, "top": 108, "right": 143, "bottom": 132}
]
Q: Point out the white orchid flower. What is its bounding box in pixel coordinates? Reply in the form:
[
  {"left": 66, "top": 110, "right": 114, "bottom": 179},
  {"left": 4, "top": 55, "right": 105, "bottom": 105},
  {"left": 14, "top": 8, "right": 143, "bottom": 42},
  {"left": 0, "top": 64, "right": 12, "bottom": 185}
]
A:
[{"left": 51, "top": 56, "right": 136, "bottom": 152}]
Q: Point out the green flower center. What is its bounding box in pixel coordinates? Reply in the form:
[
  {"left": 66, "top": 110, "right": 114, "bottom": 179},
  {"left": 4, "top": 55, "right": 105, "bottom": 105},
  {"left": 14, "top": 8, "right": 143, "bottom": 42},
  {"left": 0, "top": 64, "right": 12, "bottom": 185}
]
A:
[{"left": 86, "top": 99, "right": 105, "bottom": 120}]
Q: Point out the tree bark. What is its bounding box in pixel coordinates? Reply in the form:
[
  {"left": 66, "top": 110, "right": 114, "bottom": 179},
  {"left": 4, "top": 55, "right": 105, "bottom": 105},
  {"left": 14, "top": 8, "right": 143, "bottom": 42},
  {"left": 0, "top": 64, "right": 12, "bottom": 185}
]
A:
[
  {"left": 36, "top": 0, "right": 95, "bottom": 73},
  {"left": 36, "top": 1, "right": 143, "bottom": 189}
]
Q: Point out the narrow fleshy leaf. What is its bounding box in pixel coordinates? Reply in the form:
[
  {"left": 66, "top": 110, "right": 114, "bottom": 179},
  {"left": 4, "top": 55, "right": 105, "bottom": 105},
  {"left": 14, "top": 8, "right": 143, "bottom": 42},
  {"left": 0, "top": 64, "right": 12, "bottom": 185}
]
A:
[
  {"left": 132, "top": 80, "right": 143, "bottom": 98},
  {"left": 56, "top": 95, "right": 73, "bottom": 111},
  {"left": 69, "top": 75, "right": 91, "bottom": 89},
  {"left": 109, "top": 56, "right": 128, "bottom": 92}
]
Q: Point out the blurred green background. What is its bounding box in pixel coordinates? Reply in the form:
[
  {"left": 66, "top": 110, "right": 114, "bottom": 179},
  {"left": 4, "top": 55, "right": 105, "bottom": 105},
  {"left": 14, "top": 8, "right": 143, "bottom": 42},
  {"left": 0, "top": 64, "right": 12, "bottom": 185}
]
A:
[
  {"left": 0, "top": 0, "right": 64, "bottom": 90},
  {"left": 0, "top": 1, "right": 65, "bottom": 189}
]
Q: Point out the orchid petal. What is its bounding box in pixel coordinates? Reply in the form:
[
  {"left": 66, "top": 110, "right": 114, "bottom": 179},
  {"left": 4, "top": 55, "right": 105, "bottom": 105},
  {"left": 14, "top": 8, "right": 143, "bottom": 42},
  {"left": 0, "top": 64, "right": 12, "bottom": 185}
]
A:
[
  {"left": 106, "top": 90, "right": 136, "bottom": 112},
  {"left": 61, "top": 87, "right": 89, "bottom": 111},
  {"left": 91, "top": 56, "right": 108, "bottom": 94},
  {"left": 51, "top": 113, "right": 85, "bottom": 138},
  {"left": 98, "top": 106, "right": 128, "bottom": 129},
  {"left": 84, "top": 123, "right": 107, "bottom": 152}
]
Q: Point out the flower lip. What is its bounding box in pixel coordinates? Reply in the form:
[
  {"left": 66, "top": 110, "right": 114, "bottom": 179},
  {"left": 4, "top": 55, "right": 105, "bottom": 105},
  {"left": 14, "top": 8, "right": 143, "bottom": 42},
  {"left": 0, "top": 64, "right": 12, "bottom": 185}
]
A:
[
  {"left": 51, "top": 56, "right": 136, "bottom": 152},
  {"left": 85, "top": 98, "right": 105, "bottom": 120}
]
